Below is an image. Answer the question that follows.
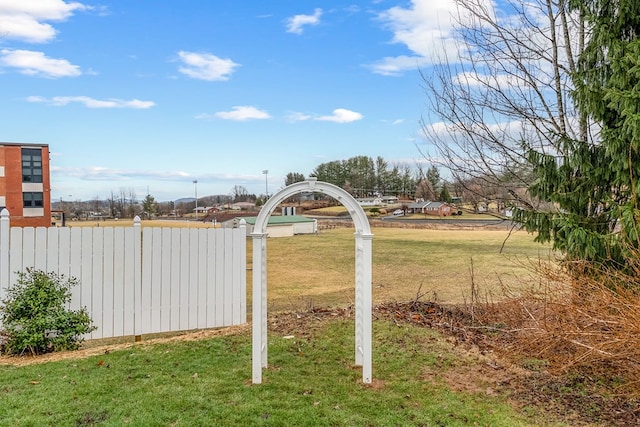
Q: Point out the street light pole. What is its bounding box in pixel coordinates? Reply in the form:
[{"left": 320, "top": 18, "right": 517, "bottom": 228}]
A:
[
  {"left": 193, "top": 180, "right": 198, "bottom": 221},
  {"left": 60, "top": 194, "right": 72, "bottom": 226},
  {"left": 262, "top": 170, "right": 268, "bottom": 199}
]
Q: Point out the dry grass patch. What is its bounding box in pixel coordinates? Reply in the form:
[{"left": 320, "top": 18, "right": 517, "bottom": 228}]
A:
[
  {"left": 482, "top": 260, "right": 640, "bottom": 393},
  {"left": 251, "top": 227, "right": 552, "bottom": 311}
]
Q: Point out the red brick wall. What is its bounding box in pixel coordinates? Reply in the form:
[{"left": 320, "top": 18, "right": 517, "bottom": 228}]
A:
[{"left": 0, "top": 144, "right": 52, "bottom": 227}]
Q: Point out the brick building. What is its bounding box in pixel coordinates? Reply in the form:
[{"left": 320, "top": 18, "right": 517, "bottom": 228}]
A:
[{"left": 0, "top": 142, "right": 52, "bottom": 227}]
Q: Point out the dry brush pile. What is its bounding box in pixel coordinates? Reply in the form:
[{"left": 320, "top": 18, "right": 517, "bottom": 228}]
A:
[{"left": 483, "top": 260, "right": 640, "bottom": 395}]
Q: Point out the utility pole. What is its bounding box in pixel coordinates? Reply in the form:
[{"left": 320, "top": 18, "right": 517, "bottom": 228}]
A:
[
  {"left": 193, "top": 180, "right": 198, "bottom": 221},
  {"left": 263, "top": 170, "right": 269, "bottom": 199}
]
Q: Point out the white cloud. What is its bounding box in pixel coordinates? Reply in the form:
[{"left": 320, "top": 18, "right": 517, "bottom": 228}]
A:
[
  {"left": 51, "top": 165, "right": 254, "bottom": 188},
  {"left": 368, "top": 54, "right": 430, "bottom": 77},
  {"left": 453, "top": 70, "right": 525, "bottom": 90},
  {"left": 54, "top": 166, "right": 192, "bottom": 182},
  {"left": 27, "top": 95, "right": 155, "bottom": 109},
  {"left": 316, "top": 108, "right": 363, "bottom": 123},
  {"left": 214, "top": 106, "right": 270, "bottom": 121},
  {"left": 1, "top": 49, "right": 81, "bottom": 77},
  {"left": 286, "top": 8, "right": 322, "bottom": 34},
  {"left": 285, "top": 111, "right": 312, "bottom": 122},
  {"left": 371, "top": 0, "right": 462, "bottom": 75},
  {"left": 177, "top": 51, "right": 240, "bottom": 81},
  {"left": 0, "top": 0, "right": 88, "bottom": 43}
]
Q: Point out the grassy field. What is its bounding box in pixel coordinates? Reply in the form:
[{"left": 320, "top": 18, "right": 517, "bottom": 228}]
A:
[{"left": 258, "top": 227, "right": 552, "bottom": 311}]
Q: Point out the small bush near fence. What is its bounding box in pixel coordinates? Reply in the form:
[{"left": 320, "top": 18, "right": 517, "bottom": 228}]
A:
[{"left": 0, "top": 268, "right": 96, "bottom": 356}]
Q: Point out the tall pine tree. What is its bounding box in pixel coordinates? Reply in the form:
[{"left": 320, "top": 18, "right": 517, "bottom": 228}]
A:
[{"left": 516, "top": 0, "right": 640, "bottom": 266}]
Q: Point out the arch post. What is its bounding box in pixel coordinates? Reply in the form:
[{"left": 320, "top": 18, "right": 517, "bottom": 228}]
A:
[
  {"left": 252, "top": 232, "right": 268, "bottom": 384},
  {"left": 250, "top": 178, "right": 373, "bottom": 384},
  {"left": 355, "top": 231, "right": 373, "bottom": 382}
]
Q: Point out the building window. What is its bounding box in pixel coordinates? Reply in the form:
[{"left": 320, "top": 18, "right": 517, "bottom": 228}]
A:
[
  {"left": 23, "top": 192, "right": 44, "bottom": 208},
  {"left": 22, "top": 148, "right": 43, "bottom": 183}
]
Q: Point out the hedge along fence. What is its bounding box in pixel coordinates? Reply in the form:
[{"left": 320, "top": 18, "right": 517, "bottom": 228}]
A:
[{"left": 0, "top": 209, "right": 247, "bottom": 340}]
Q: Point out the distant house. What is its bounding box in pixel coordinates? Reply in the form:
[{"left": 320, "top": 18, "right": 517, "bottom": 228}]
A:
[
  {"left": 381, "top": 196, "right": 399, "bottom": 204},
  {"left": 231, "top": 201, "right": 256, "bottom": 211},
  {"left": 408, "top": 200, "right": 453, "bottom": 216},
  {"left": 193, "top": 206, "right": 210, "bottom": 214},
  {"left": 356, "top": 197, "right": 383, "bottom": 207},
  {"left": 223, "top": 215, "right": 317, "bottom": 237},
  {"left": 356, "top": 195, "right": 399, "bottom": 207}
]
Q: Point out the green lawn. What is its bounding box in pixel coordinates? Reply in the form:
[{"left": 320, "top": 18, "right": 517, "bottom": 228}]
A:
[{"left": 0, "top": 319, "right": 563, "bottom": 426}]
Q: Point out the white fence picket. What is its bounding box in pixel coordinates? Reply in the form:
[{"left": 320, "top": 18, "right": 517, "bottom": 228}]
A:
[
  {"left": 69, "top": 228, "right": 83, "bottom": 310},
  {"left": 188, "top": 228, "right": 198, "bottom": 330},
  {"left": 9, "top": 227, "right": 23, "bottom": 286},
  {"left": 141, "top": 227, "right": 153, "bottom": 335},
  {"left": 169, "top": 228, "right": 181, "bottom": 332},
  {"left": 46, "top": 227, "right": 59, "bottom": 273},
  {"left": 58, "top": 227, "right": 71, "bottom": 277},
  {"left": 214, "top": 228, "right": 225, "bottom": 326},
  {"left": 150, "top": 227, "right": 163, "bottom": 334},
  {"left": 112, "top": 227, "right": 126, "bottom": 337},
  {"left": 223, "top": 228, "right": 234, "bottom": 326},
  {"left": 234, "top": 225, "right": 246, "bottom": 325},
  {"left": 160, "top": 227, "right": 172, "bottom": 333},
  {"left": 197, "top": 229, "right": 208, "bottom": 329},
  {"left": 34, "top": 227, "right": 47, "bottom": 271},
  {"left": 206, "top": 229, "right": 216, "bottom": 326},
  {"left": 80, "top": 228, "right": 93, "bottom": 326},
  {"left": 0, "top": 211, "right": 9, "bottom": 305},
  {"left": 179, "top": 229, "right": 190, "bottom": 330},
  {"left": 102, "top": 227, "right": 115, "bottom": 339}
]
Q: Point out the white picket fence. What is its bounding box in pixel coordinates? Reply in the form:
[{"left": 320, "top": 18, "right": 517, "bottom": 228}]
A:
[{"left": 0, "top": 209, "right": 247, "bottom": 339}]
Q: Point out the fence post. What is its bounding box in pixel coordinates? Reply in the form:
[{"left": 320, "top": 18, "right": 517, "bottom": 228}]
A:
[
  {"left": 238, "top": 219, "right": 247, "bottom": 323},
  {"left": 133, "top": 216, "right": 142, "bottom": 340},
  {"left": 0, "top": 209, "right": 9, "bottom": 329}
]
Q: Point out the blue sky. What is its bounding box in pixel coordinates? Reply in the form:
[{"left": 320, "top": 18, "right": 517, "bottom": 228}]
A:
[{"left": 0, "top": 1, "right": 459, "bottom": 202}]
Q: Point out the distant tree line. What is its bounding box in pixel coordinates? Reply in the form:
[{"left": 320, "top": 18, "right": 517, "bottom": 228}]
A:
[
  {"left": 309, "top": 156, "right": 416, "bottom": 198},
  {"left": 283, "top": 156, "right": 509, "bottom": 209},
  {"left": 54, "top": 189, "right": 240, "bottom": 220},
  {"left": 58, "top": 156, "right": 482, "bottom": 221}
]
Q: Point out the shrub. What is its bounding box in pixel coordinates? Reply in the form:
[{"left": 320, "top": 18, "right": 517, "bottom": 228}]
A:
[
  {"left": 478, "top": 257, "right": 640, "bottom": 396},
  {"left": 0, "top": 268, "right": 96, "bottom": 356}
]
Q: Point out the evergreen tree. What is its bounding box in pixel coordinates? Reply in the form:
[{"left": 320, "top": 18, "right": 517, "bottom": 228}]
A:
[
  {"left": 142, "top": 194, "right": 157, "bottom": 218},
  {"left": 516, "top": 0, "right": 640, "bottom": 266},
  {"left": 439, "top": 186, "right": 452, "bottom": 203},
  {"left": 285, "top": 172, "right": 305, "bottom": 186}
]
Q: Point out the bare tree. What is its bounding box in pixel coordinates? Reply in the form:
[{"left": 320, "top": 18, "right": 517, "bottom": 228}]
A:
[
  {"left": 231, "top": 185, "right": 250, "bottom": 202},
  {"left": 419, "top": 0, "right": 589, "bottom": 209},
  {"left": 126, "top": 189, "right": 138, "bottom": 218}
]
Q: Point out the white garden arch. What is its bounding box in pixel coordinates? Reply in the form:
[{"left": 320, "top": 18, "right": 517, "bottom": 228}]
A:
[{"left": 251, "top": 178, "right": 373, "bottom": 384}]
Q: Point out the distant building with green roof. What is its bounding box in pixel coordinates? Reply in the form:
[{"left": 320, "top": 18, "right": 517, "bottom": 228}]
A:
[{"left": 223, "top": 215, "right": 317, "bottom": 237}]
